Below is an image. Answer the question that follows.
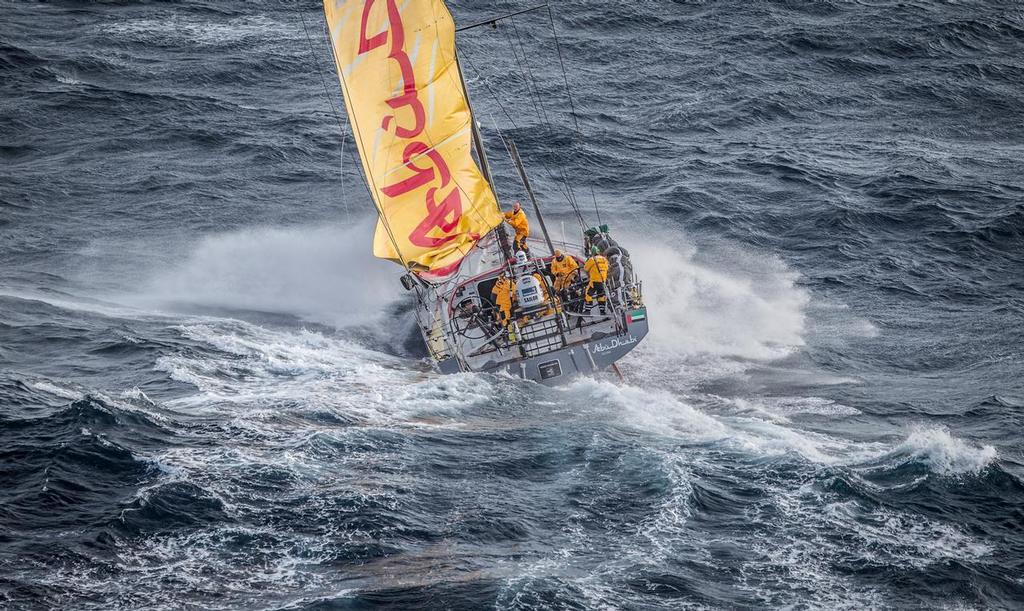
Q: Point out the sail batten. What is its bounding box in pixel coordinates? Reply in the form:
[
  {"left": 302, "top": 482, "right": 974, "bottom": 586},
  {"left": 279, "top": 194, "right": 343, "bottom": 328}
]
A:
[{"left": 325, "top": 0, "right": 502, "bottom": 273}]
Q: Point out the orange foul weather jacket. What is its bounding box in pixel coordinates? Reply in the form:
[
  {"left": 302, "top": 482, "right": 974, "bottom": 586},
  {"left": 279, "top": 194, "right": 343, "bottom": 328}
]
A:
[{"left": 504, "top": 209, "right": 529, "bottom": 249}]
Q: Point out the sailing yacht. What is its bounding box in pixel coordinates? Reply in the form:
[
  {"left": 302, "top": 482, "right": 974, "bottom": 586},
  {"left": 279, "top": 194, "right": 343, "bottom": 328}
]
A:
[{"left": 322, "top": 0, "right": 648, "bottom": 384}]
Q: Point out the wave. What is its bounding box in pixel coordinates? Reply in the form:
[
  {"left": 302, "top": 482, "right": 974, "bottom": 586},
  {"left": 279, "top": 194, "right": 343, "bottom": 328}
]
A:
[
  {"left": 0, "top": 393, "right": 170, "bottom": 537},
  {"left": 115, "top": 481, "right": 230, "bottom": 534},
  {"left": 565, "top": 378, "right": 884, "bottom": 467},
  {"left": 890, "top": 426, "right": 997, "bottom": 476},
  {"left": 571, "top": 376, "right": 997, "bottom": 480},
  {"left": 153, "top": 318, "right": 495, "bottom": 425}
]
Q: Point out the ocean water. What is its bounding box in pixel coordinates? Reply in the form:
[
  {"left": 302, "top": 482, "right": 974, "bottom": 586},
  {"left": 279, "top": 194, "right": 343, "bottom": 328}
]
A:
[{"left": 3, "top": 0, "right": 1024, "bottom": 608}]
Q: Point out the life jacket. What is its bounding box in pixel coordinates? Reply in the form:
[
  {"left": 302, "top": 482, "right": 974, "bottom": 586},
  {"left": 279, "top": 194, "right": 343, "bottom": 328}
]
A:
[
  {"left": 584, "top": 255, "right": 609, "bottom": 283},
  {"left": 504, "top": 209, "right": 529, "bottom": 237}
]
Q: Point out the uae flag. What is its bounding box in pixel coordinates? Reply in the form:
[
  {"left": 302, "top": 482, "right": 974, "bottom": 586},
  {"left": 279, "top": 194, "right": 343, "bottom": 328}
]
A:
[{"left": 627, "top": 309, "right": 646, "bottom": 323}]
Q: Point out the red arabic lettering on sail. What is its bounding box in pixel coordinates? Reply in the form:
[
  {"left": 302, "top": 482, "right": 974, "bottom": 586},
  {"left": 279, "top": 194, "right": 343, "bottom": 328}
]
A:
[{"left": 359, "top": 0, "right": 462, "bottom": 248}]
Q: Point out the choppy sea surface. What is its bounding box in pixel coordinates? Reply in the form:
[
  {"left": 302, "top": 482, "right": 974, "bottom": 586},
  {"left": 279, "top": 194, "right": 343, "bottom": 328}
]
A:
[{"left": 3, "top": 0, "right": 1024, "bottom": 608}]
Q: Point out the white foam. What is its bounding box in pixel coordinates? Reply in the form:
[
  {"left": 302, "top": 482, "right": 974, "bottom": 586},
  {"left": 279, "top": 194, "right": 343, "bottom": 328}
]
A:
[
  {"left": 155, "top": 319, "right": 495, "bottom": 426},
  {"left": 740, "top": 484, "right": 990, "bottom": 607},
  {"left": 779, "top": 484, "right": 993, "bottom": 571},
  {"left": 100, "top": 15, "right": 294, "bottom": 47},
  {"left": 31, "top": 380, "right": 84, "bottom": 401},
  {"left": 592, "top": 234, "right": 814, "bottom": 397},
  {"left": 896, "top": 426, "right": 997, "bottom": 475},
  {"left": 567, "top": 378, "right": 728, "bottom": 440},
  {"left": 570, "top": 378, "right": 884, "bottom": 466},
  {"left": 55, "top": 73, "right": 82, "bottom": 86},
  {"left": 727, "top": 417, "right": 858, "bottom": 464},
  {"left": 121, "top": 387, "right": 156, "bottom": 405},
  {"left": 730, "top": 396, "right": 861, "bottom": 419},
  {"left": 591, "top": 377, "right": 998, "bottom": 476}
]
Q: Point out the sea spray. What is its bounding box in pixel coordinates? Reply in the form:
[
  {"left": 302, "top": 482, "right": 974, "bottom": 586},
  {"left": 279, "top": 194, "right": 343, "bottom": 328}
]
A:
[
  {"left": 625, "top": 237, "right": 808, "bottom": 361},
  {"left": 138, "top": 221, "right": 400, "bottom": 327}
]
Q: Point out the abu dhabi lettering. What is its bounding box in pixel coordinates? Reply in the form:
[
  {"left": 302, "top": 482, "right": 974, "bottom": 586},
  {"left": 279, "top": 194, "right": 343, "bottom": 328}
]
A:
[{"left": 592, "top": 335, "right": 638, "bottom": 354}]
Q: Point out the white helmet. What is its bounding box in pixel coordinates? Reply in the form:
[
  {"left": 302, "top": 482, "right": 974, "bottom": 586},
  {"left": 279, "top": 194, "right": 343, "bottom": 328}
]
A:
[{"left": 514, "top": 250, "right": 528, "bottom": 266}]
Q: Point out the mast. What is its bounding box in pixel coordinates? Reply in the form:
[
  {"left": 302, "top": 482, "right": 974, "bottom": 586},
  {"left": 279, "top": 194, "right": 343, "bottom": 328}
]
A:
[
  {"left": 455, "top": 50, "right": 514, "bottom": 262},
  {"left": 508, "top": 140, "right": 556, "bottom": 255}
]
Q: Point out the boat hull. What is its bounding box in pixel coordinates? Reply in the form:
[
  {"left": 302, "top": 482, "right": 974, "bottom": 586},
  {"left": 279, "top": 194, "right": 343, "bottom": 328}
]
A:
[
  {"left": 436, "top": 310, "right": 649, "bottom": 385},
  {"left": 416, "top": 231, "right": 649, "bottom": 386}
]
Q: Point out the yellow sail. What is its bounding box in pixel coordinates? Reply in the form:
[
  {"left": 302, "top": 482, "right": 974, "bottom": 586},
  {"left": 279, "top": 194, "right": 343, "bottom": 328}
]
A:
[{"left": 324, "top": 0, "right": 503, "bottom": 274}]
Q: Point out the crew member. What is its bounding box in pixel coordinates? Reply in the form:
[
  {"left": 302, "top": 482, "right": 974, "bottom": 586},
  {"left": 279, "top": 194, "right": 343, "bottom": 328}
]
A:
[
  {"left": 491, "top": 273, "right": 516, "bottom": 327},
  {"left": 584, "top": 245, "right": 609, "bottom": 314},
  {"left": 503, "top": 201, "right": 530, "bottom": 253},
  {"left": 549, "top": 249, "right": 579, "bottom": 294}
]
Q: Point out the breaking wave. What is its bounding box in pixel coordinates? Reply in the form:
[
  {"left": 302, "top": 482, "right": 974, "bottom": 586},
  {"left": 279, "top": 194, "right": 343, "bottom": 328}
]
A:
[{"left": 891, "top": 426, "right": 998, "bottom": 475}]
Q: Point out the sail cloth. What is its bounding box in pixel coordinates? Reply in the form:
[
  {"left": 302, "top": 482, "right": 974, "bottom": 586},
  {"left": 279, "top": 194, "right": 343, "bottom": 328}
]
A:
[{"left": 324, "top": 0, "right": 503, "bottom": 274}]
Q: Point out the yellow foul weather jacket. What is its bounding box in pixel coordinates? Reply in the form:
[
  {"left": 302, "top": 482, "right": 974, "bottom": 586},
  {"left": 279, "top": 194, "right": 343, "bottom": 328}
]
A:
[
  {"left": 550, "top": 255, "right": 579, "bottom": 292},
  {"left": 491, "top": 276, "right": 516, "bottom": 324},
  {"left": 584, "top": 254, "right": 609, "bottom": 283},
  {"left": 584, "top": 254, "right": 609, "bottom": 303}
]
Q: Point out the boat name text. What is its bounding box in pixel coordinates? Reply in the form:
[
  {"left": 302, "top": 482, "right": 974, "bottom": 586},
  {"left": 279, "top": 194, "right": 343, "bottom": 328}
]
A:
[{"left": 592, "top": 335, "right": 639, "bottom": 354}]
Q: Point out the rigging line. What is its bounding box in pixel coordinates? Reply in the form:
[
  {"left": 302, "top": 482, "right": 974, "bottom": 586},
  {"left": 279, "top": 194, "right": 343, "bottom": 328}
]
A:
[
  {"left": 293, "top": 1, "right": 351, "bottom": 222},
  {"left": 455, "top": 3, "right": 549, "bottom": 33},
  {"left": 320, "top": 17, "right": 351, "bottom": 223},
  {"left": 500, "top": 18, "right": 584, "bottom": 223},
  {"left": 491, "top": 117, "right": 587, "bottom": 235},
  {"left": 461, "top": 52, "right": 582, "bottom": 221},
  {"left": 319, "top": 4, "right": 409, "bottom": 269},
  {"left": 460, "top": 54, "right": 520, "bottom": 130},
  {"left": 451, "top": 58, "right": 513, "bottom": 248},
  {"left": 493, "top": 120, "right": 589, "bottom": 237},
  {"left": 509, "top": 18, "right": 551, "bottom": 130},
  {"left": 546, "top": 6, "right": 580, "bottom": 134},
  {"left": 546, "top": 5, "right": 602, "bottom": 226},
  {"left": 508, "top": 14, "right": 555, "bottom": 133},
  {"left": 295, "top": 2, "right": 345, "bottom": 132},
  {"left": 506, "top": 13, "right": 586, "bottom": 222},
  {"left": 500, "top": 21, "right": 547, "bottom": 134}
]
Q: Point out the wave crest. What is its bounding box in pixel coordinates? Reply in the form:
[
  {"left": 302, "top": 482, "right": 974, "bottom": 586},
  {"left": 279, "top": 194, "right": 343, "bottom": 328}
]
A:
[{"left": 896, "top": 427, "right": 997, "bottom": 475}]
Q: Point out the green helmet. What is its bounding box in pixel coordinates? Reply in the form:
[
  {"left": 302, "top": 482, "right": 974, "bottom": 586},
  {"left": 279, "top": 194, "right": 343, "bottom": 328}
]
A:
[{"left": 590, "top": 246, "right": 599, "bottom": 255}]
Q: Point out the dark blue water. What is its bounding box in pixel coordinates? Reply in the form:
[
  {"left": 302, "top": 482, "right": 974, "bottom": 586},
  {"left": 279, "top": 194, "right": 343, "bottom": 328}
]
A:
[{"left": 3, "top": 0, "right": 1024, "bottom": 608}]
